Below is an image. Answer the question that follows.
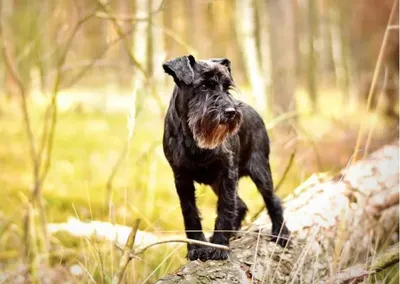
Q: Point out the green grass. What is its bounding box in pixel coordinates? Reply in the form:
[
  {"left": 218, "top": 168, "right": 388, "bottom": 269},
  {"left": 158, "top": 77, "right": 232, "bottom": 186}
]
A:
[
  {"left": 0, "top": 89, "right": 301, "bottom": 229},
  {"left": 0, "top": 86, "right": 396, "bottom": 282}
]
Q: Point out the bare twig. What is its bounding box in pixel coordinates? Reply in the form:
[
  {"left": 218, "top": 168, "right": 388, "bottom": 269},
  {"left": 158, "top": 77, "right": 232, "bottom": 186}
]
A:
[
  {"left": 61, "top": 60, "right": 133, "bottom": 73},
  {"left": 32, "top": 8, "right": 99, "bottom": 259},
  {"left": 294, "top": 123, "right": 323, "bottom": 171},
  {"left": 0, "top": 20, "right": 39, "bottom": 190},
  {"left": 364, "top": 67, "right": 389, "bottom": 157},
  {"left": 266, "top": 111, "right": 301, "bottom": 130},
  {"left": 0, "top": 17, "right": 46, "bottom": 274},
  {"left": 37, "top": 11, "right": 96, "bottom": 185},
  {"left": 153, "top": 24, "right": 198, "bottom": 55},
  {"left": 112, "top": 232, "right": 229, "bottom": 283},
  {"left": 62, "top": 26, "right": 136, "bottom": 88},
  {"left": 106, "top": 143, "right": 129, "bottom": 209},
  {"left": 84, "top": 237, "right": 106, "bottom": 284},
  {"left": 2, "top": 2, "right": 108, "bottom": 274},
  {"left": 95, "top": 0, "right": 164, "bottom": 22},
  {"left": 133, "top": 238, "right": 229, "bottom": 257},
  {"left": 94, "top": 0, "right": 148, "bottom": 78},
  {"left": 274, "top": 151, "right": 296, "bottom": 193},
  {"left": 113, "top": 219, "right": 141, "bottom": 284},
  {"left": 96, "top": 15, "right": 197, "bottom": 56}
]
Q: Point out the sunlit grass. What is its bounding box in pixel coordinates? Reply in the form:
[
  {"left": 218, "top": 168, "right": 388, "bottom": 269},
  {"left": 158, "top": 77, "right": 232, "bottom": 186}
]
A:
[{"left": 0, "top": 85, "right": 396, "bottom": 282}]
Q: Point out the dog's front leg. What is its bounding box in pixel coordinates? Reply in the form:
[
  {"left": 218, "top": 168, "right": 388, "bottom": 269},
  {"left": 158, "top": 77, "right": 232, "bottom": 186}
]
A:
[
  {"left": 208, "top": 172, "right": 238, "bottom": 260},
  {"left": 174, "top": 174, "right": 208, "bottom": 260}
]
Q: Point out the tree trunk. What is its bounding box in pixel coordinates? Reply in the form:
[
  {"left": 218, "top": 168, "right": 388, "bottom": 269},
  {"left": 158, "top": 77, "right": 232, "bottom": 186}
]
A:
[
  {"left": 155, "top": 140, "right": 399, "bottom": 283},
  {"left": 332, "top": 0, "right": 351, "bottom": 103},
  {"left": 235, "top": 0, "right": 267, "bottom": 113},
  {"left": 307, "top": 0, "right": 318, "bottom": 112},
  {"left": 320, "top": 0, "right": 336, "bottom": 85},
  {"left": 267, "top": 0, "right": 297, "bottom": 120},
  {"left": 225, "top": 0, "right": 248, "bottom": 87}
]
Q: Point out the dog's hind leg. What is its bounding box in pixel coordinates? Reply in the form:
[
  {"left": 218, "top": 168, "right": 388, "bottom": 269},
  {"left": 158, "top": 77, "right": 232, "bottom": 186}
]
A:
[{"left": 247, "top": 154, "right": 290, "bottom": 247}]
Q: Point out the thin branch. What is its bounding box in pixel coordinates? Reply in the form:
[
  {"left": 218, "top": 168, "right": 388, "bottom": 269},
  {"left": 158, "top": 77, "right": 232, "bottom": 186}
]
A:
[
  {"left": 61, "top": 25, "right": 136, "bottom": 89},
  {"left": 95, "top": 0, "right": 164, "bottom": 22},
  {"left": 38, "top": 7, "right": 101, "bottom": 187},
  {"left": 274, "top": 151, "right": 296, "bottom": 193},
  {"left": 61, "top": 60, "right": 133, "bottom": 73},
  {"left": 94, "top": 0, "right": 148, "bottom": 78},
  {"left": 84, "top": 237, "right": 106, "bottom": 284},
  {"left": 113, "top": 233, "right": 229, "bottom": 283},
  {"left": 106, "top": 143, "right": 128, "bottom": 209},
  {"left": 133, "top": 238, "right": 230, "bottom": 257},
  {"left": 105, "top": 139, "right": 158, "bottom": 214},
  {"left": 96, "top": 13, "right": 197, "bottom": 56},
  {"left": 0, "top": 13, "right": 47, "bottom": 264},
  {"left": 153, "top": 24, "right": 198, "bottom": 54},
  {"left": 30, "top": 10, "right": 100, "bottom": 255},
  {"left": 37, "top": 12, "right": 96, "bottom": 175},
  {"left": 37, "top": 1, "right": 114, "bottom": 179},
  {"left": 37, "top": 1, "right": 111, "bottom": 176},
  {"left": 352, "top": 0, "right": 399, "bottom": 161},
  {"left": 294, "top": 122, "right": 323, "bottom": 171},
  {"left": 266, "top": 111, "right": 302, "bottom": 130},
  {"left": 113, "top": 219, "right": 141, "bottom": 284},
  {"left": 0, "top": 20, "right": 39, "bottom": 184},
  {"left": 364, "top": 67, "right": 389, "bottom": 159}
]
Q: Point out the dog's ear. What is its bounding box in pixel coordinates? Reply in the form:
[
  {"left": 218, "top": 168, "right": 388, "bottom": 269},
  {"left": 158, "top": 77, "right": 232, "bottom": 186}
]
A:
[
  {"left": 210, "top": 58, "right": 231, "bottom": 74},
  {"left": 163, "top": 55, "right": 196, "bottom": 86}
]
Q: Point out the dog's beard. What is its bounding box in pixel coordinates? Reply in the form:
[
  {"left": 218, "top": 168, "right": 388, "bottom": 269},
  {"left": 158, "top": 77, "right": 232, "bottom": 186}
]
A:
[{"left": 188, "top": 112, "right": 242, "bottom": 149}]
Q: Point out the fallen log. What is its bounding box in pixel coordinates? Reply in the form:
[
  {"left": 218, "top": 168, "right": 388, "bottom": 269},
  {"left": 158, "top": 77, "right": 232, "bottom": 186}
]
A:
[{"left": 156, "top": 141, "right": 399, "bottom": 283}]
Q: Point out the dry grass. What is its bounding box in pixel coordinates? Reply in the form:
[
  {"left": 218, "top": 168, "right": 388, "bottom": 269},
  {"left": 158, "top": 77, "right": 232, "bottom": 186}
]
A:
[{"left": 0, "top": 84, "right": 397, "bottom": 282}]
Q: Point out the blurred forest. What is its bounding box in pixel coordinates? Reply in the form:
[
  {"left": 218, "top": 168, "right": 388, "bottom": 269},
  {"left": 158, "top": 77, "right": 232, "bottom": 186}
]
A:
[{"left": 0, "top": 0, "right": 398, "bottom": 283}]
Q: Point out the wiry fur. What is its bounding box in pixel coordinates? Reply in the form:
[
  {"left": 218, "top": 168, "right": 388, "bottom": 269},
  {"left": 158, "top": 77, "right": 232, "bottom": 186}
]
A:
[{"left": 162, "top": 55, "right": 290, "bottom": 261}]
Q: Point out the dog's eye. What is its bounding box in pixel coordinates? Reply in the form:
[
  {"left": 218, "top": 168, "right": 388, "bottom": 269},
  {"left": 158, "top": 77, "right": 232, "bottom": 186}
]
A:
[
  {"left": 200, "top": 82, "right": 215, "bottom": 90},
  {"left": 223, "top": 83, "right": 231, "bottom": 91}
]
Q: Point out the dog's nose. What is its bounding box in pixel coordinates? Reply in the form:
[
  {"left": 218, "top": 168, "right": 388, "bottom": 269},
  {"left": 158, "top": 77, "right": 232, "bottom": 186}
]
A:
[{"left": 224, "top": 107, "right": 237, "bottom": 119}]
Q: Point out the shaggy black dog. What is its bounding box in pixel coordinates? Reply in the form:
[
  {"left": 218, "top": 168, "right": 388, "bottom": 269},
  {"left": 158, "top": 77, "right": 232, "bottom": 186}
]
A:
[{"left": 162, "top": 55, "right": 289, "bottom": 261}]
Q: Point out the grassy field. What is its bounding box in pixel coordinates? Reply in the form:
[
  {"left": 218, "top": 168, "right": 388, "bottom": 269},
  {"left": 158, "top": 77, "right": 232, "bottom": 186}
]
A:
[{"left": 0, "top": 86, "right": 397, "bottom": 282}]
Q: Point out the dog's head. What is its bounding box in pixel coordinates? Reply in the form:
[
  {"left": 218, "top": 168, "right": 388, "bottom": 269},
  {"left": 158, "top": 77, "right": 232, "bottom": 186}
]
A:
[{"left": 163, "top": 55, "right": 243, "bottom": 149}]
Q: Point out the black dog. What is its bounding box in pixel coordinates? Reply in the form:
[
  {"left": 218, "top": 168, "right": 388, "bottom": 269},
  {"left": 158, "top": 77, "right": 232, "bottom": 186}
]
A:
[{"left": 162, "top": 55, "right": 289, "bottom": 261}]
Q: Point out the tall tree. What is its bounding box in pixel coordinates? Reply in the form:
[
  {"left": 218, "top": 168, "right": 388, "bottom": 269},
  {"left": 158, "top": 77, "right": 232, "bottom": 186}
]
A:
[
  {"left": 235, "top": 0, "right": 267, "bottom": 113},
  {"left": 320, "top": 0, "right": 335, "bottom": 84},
  {"left": 117, "top": 0, "right": 136, "bottom": 88},
  {"left": 225, "top": 0, "right": 249, "bottom": 86},
  {"left": 307, "top": 0, "right": 318, "bottom": 111},
  {"left": 331, "top": 0, "right": 351, "bottom": 102},
  {"left": 267, "top": 0, "right": 297, "bottom": 122}
]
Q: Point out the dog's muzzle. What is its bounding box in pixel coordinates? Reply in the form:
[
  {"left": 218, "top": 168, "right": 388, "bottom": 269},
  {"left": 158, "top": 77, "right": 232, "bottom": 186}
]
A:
[{"left": 224, "top": 107, "right": 237, "bottom": 121}]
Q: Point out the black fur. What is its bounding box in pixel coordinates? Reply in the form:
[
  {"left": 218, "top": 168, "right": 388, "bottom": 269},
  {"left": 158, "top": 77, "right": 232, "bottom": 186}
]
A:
[{"left": 162, "top": 55, "right": 290, "bottom": 261}]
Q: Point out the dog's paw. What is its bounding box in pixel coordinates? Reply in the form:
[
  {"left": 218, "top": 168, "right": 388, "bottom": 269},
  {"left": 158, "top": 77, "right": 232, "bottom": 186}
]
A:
[
  {"left": 187, "top": 246, "right": 209, "bottom": 261},
  {"left": 272, "top": 225, "right": 291, "bottom": 247},
  {"left": 200, "top": 247, "right": 229, "bottom": 261}
]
